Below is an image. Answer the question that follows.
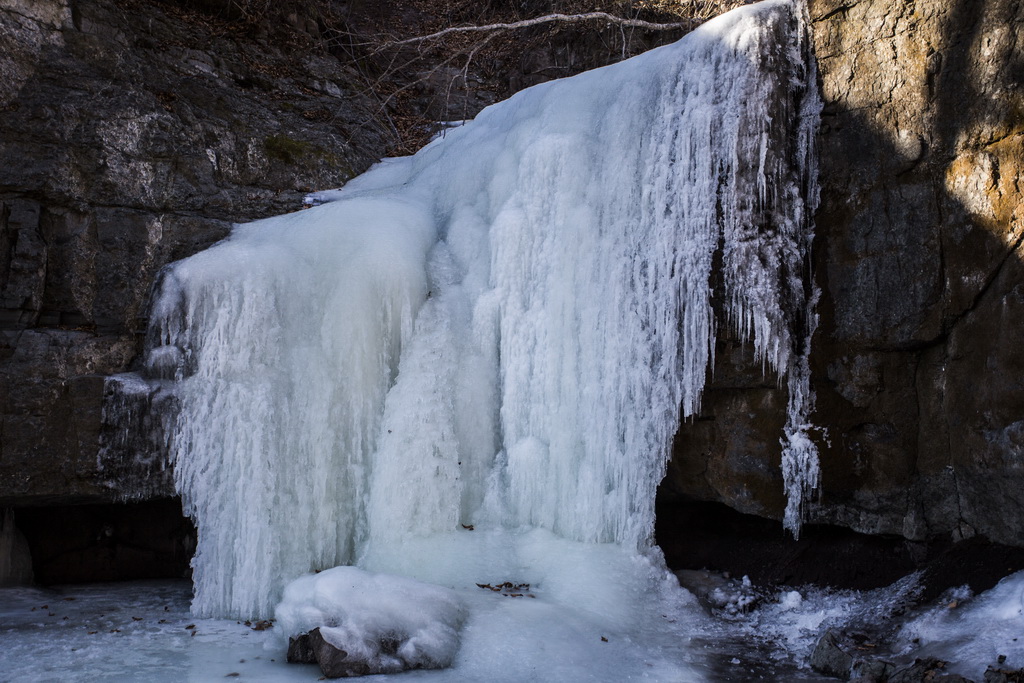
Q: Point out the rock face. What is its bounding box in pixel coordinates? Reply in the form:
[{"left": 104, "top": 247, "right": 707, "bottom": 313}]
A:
[
  {"left": 3, "top": 0, "right": 1023, "bottom": 559},
  {"left": 0, "top": 0, "right": 388, "bottom": 505},
  {"left": 666, "top": 0, "right": 1024, "bottom": 547},
  {"left": 810, "top": 0, "right": 1024, "bottom": 545}
]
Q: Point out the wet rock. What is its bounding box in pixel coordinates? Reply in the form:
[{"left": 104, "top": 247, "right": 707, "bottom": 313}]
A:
[
  {"left": 850, "top": 657, "right": 896, "bottom": 682},
  {"left": 889, "top": 658, "right": 953, "bottom": 683},
  {"left": 286, "top": 632, "right": 316, "bottom": 664},
  {"left": 984, "top": 664, "right": 1024, "bottom": 683},
  {"left": 810, "top": 629, "right": 853, "bottom": 679}
]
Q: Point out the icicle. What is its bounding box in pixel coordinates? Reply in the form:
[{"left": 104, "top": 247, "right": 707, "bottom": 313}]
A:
[{"left": 127, "top": 0, "right": 821, "bottom": 618}]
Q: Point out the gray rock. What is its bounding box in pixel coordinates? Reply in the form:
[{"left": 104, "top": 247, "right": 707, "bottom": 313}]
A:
[
  {"left": 286, "top": 632, "right": 316, "bottom": 664},
  {"left": 851, "top": 657, "right": 896, "bottom": 682},
  {"left": 810, "top": 629, "right": 853, "bottom": 679}
]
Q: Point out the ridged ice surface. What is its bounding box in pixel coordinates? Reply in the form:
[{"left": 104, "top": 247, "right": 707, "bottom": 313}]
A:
[{"left": 142, "top": 0, "right": 820, "bottom": 619}]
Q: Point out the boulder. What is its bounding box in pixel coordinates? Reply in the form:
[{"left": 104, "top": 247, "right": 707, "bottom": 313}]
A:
[
  {"left": 286, "top": 632, "right": 316, "bottom": 665},
  {"left": 810, "top": 628, "right": 853, "bottom": 679},
  {"left": 308, "top": 628, "right": 372, "bottom": 678},
  {"left": 985, "top": 665, "right": 1024, "bottom": 683}
]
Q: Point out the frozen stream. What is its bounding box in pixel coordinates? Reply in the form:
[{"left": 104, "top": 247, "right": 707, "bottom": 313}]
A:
[
  {"left": 6, "top": 569, "right": 1024, "bottom": 681},
  {"left": 0, "top": 575, "right": 809, "bottom": 682}
]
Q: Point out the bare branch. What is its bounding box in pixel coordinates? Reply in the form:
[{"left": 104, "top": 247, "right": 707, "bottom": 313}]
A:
[{"left": 382, "top": 12, "right": 693, "bottom": 49}]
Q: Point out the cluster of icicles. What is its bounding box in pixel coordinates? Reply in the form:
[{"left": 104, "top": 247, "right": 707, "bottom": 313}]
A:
[{"left": 135, "top": 0, "right": 820, "bottom": 618}]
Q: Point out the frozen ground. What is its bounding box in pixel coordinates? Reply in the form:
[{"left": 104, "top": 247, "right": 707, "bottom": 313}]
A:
[
  {"left": 0, "top": 573, "right": 707, "bottom": 683},
  {"left": 7, "top": 569, "right": 1022, "bottom": 681},
  {"left": 0, "top": 580, "right": 298, "bottom": 683}
]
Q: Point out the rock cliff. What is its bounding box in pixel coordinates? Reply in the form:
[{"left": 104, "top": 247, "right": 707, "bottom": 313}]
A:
[
  {"left": 0, "top": 0, "right": 389, "bottom": 505},
  {"left": 666, "top": 0, "right": 1024, "bottom": 548},
  {"left": 2, "top": 0, "right": 1022, "bottom": 579}
]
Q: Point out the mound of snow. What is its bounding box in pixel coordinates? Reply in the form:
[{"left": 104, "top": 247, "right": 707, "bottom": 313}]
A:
[{"left": 275, "top": 566, "right": 466, "bottom": 674}]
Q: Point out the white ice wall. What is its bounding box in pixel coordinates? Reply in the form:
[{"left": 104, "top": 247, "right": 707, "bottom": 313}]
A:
[{"left": 142, "top": 0, "right": 819, "bottom": 618}]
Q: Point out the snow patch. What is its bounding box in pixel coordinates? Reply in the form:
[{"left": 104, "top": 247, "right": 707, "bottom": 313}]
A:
[
  {"left": 276, "top": 567, "right": 466, "bottom": 672},
  {"left": 897, "top": 572, "right": 1024, "bottom": 678}
]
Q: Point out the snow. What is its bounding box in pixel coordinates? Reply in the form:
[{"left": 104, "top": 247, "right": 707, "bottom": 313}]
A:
[
  {"left": 896, "top": 572, "right": 1024, "bottom": 678},
  {"left": 275, "top": 567, "right": 467, "bottom": 672},
  {"left": 275, "top": 533, "right": 707, "bottom": 681},
  {"left": 0, "top": 581, "right": 306, "bottom": 682}
]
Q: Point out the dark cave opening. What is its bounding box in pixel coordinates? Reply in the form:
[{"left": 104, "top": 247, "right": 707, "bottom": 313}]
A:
[
  {"left": 10, "top": 498, "right": 195, "bottom": 585},
  {"left": 655, "top": 495, "right": 1024, "bottom": 601},
  {"left": 8, "top": 491, "right": 1024, "bottom": 601}
]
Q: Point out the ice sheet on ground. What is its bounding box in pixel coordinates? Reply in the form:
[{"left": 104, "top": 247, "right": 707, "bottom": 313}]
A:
[
  {"left": 896, "top": 571, "right": 1024, "bottom": 678},
  {"left": 0, "top": 573, "right": 706, "bottom": 682},
  {"left": 691, "top": 572, "right": 923, "bottom": 676},
  {"left": 10, "top": 570, "right": 1024, "bottom": 681},
  {"left": 0, "top": 581, "right": 303, "bottom": 683}
]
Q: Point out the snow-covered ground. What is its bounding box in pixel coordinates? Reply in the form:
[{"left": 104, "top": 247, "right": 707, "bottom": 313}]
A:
[
  {"left": 5, "top": 570, "right": 1023, "bottom": 681},
  {"left": 0, "top": 561, "right": 707, "bottom": 682}
]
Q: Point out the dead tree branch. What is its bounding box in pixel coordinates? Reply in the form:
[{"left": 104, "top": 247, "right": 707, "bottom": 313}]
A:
[{"left": 380, "top": 12, "right": 695, "bottom": 49}]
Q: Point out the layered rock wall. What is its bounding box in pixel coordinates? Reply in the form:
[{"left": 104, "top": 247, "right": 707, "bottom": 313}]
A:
[
  {"left": 3, "top": 0, "right": 1022, "bottom": 552},
  {"left": 667, "top": 0, "right": 1024, "bottom": 547},
  {"left": 0, "top": 0, "right": 388, "bottom": 504}
]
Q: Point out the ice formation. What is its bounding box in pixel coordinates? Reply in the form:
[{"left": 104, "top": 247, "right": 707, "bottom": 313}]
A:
[
  {"left": 135, "top": 0, "right": 820, "bottom": 620},
  {"left": 896, "top": 572, "right": 1024, "bottom": 678}
]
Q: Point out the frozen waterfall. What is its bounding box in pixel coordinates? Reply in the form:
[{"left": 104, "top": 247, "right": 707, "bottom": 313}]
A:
[{"left": 137, "top": 0, "right": 820, "bottom": 621}]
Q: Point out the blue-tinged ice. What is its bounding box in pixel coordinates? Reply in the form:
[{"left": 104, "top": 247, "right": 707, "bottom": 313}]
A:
[{"left": 142, "top": 0, "right": 820, "bottom": 635}]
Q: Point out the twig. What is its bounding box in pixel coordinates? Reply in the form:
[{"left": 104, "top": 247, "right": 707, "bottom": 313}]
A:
[{"left": 381, "top": 12, "right": 694, "bottom": 49}]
